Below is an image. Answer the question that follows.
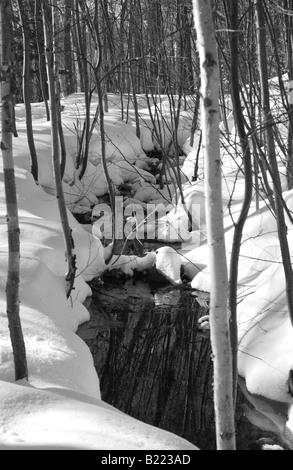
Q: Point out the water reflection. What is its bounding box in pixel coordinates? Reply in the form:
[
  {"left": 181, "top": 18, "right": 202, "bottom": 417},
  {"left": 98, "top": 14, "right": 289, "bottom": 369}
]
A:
[
  {"left": 79, "top": 279, "right": 216, "bottom": 450},
  {"left": 78, "top": 278, "right": 265, "bottom": 450}
]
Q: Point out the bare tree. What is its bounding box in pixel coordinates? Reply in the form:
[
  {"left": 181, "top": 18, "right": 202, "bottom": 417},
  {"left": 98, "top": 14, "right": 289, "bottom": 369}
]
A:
[
  {"left": 41, "top": 0, "right": 76, "bottom": 298},
  {"left": 34, "top": 0, "right": 50, "bottom": 121},
  {"left": 0, "top": 0, "right": 28, "bottom": 381},
  {"left": 255, "top": 0, "right": 293, "bottom": 326},
  {"left": 283, "top": 0, "right": 293, "bottom": 188},
  {"left": 17, "top": 0, "right": 38, "bottom": 182},
  {"left": 63, "top": 0, "right": 75, "bottom": 96},
  {"left": 192, "top": 0, "right": 235, "bottom": 450},
  {"left": 224, "top": 0, "right": 253, "bottom": 407}
]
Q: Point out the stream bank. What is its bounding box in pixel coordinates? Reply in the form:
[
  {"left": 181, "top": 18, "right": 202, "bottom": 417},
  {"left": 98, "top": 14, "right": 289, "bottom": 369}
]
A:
[{"left": 77, "top": 269, "right": 270, "bottom": 450}]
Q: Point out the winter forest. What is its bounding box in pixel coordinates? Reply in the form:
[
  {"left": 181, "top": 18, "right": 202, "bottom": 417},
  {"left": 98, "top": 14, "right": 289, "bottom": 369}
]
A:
[{"left": 1, "top": 0, "right": 293, "bottom": 452}]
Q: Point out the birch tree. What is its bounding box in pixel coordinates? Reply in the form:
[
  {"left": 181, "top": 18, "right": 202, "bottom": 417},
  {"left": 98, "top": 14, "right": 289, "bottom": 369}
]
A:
[
  {"left": 192, "top": 0, "right": 235, "bottom": 450},
  {"left": 0, "top": 0, "right": 28, "bottom": 381}
]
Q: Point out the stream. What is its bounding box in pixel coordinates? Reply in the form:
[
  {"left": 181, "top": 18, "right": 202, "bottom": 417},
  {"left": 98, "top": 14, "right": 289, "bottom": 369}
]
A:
[{"left": 77, "top": 273, "right": 266, "bottom": 450}]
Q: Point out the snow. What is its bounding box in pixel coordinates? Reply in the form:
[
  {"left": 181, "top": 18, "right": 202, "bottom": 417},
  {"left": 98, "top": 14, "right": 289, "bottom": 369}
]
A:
[
  {"left": 188, "top": 190, "right": 293, "bottom": 433},
  {"left": 155, "top": 246, "right": 182, "bottom": 286},
  {"left": 0, "top": 381, "right": 195, "bottom": 450},
  {"left": 108, "top": 252, "right": 156, "bottom": 277},
  {"left": 187, "top": 190, "right": 293, "bottom": 446},
  {"left": 0, "top": 97, "right": 198, "bottom": 450},
  {"left": 2, "top": 85, "right": 293, "bottom": 450},
  {"left": 177, "top": 80, "right": 293, "bottom": 446}
]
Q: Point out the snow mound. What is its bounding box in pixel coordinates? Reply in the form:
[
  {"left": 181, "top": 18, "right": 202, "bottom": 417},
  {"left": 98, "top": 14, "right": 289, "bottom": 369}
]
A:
[
  {"left": 0, "top": 380, "right": 198, "bottom": 450},
  {"left": 155, "top": 247, "right": 182, "bottom": 286}
]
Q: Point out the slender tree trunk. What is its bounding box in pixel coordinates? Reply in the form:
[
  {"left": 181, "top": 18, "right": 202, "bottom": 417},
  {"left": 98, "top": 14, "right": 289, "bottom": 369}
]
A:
[
  {"left": 128, "top": 5, "right": 140, "bottom": 138},
  {"left": 284, "top": 0, "right": 293, "bottom": 189},
  {"left": 255, "top": 0, "right": 293, "bottom": 326},
  {"left": 192, "top": 0, "right": 235, "bottom": 451},
  {"left": 17, "top": 0, "right": 38, "bottom": 182},
  {"left": 0, "top": 0, "right": 28, "bottom": 381},
  {"left": 91, "top": 0, "right": 118, "bottom": 262},
  {"left": 73, "top": 0, "right": 90, "bottom": 179},
  {"left": 64, "top": 0, "right": 74, "bottom": 96},
  {"left": 41, "top": 0, "right": 76, "bottom": 298},
  {"left": 72, "top": 0, "right": 86, "bottom": 93},
  {"left": 226, "top": 0, "right": 253, "bottom": 408},
  {"left": 51, "top": 0, "right": 66, "bottom": 179},
  {"left": 34, "top": 0, "right": 50, "bottom": 121}
]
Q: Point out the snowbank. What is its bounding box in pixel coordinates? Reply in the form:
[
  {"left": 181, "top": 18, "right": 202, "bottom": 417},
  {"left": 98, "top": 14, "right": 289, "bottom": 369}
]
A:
[
  {"left": 0, "top": 100, "right": 199, "bottom": 450},
  {"left": 4, "top": 87, "right": 293, "bottom": 450}
]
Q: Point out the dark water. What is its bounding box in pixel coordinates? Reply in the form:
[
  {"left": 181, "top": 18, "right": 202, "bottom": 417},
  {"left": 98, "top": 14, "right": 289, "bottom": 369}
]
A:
[{"left": 78, "top": 277, "right": 265, "bottom": 450}]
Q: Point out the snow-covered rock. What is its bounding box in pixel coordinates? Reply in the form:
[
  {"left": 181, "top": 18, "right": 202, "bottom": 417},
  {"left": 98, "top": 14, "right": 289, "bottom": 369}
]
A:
[
  {"left": 108, "top": 252, "right": 156, "bottom": 277},
  {"left": 155, "top": 246, "right": 182, "bottom": 286}
]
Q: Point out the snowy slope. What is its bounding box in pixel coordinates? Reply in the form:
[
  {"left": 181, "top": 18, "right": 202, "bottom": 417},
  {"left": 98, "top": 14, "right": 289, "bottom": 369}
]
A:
[{"left": 0, "top": 99, "right": 198, "bottom": 450}]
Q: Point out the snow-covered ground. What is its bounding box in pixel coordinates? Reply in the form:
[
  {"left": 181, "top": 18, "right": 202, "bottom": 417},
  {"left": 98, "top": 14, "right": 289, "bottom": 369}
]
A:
[
  {"left": 1, "top": 90, "right": 293, "bottom": 450},
  {"left": 0, "top": 94, "right": 199, "bottom": 450}
]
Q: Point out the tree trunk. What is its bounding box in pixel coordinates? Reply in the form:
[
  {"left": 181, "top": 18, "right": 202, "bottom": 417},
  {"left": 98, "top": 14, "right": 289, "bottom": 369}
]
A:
[
  {"left": 41, "top": 0, "right": 76, "bottom": 298},
  {"left": 73, "top": 0, "right": 90, "bottom": 178},
  {"left": 17, "top": 0, "right": 38, "bottom": 182},
  {"left": 128, "top": 5, "right": 140, "bottom": 138},
  {"left": 0, "top": 0, "right": 28, "bottom": 382},
  {"left": 255, "top": 0, "right": 293, "bottom": 327},
  {"left": 51, "top": 0, "right": 66, "bottom": 180},
  {"left": 34, "top": 0, "right": 50, "bottom": 121},
  {"left": 192, "top": 0, "right": 236, "bottom": 450},
  {"left": 226, "top": 0, "right": 253, "bottom": 408},
  {"left": 90, "top": 0, "right": 119, "bottom": 262},
  {"left": 72, "top": 0, "right": 85, "bottom": 93},
  {"left": 64, "top": 0, "right": 75, "bottom": 96},
  {"left": 284, "top": 0, "right": 293, "bottom": 189}
]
